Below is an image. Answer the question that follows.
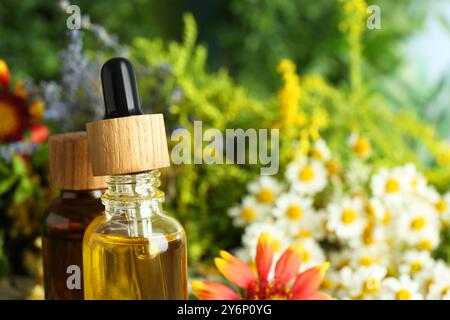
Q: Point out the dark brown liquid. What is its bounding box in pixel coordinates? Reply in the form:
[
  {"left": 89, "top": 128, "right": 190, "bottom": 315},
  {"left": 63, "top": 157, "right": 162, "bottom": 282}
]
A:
[{"left": 42, "top": 190, "right": 104, "bottom": 300}]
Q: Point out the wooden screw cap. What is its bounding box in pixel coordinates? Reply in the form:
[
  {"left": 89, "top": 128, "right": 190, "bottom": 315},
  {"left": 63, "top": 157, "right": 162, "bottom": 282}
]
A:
[
  {"left": 86, "top": 114, "right": 170, "bottom": 176},
  {"left": 49, "top": 132, "right": 106, "bottom": 190}
]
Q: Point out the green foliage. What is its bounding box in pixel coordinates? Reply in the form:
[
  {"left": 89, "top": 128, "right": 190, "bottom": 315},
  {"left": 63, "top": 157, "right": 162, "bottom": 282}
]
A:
[
  {"left": 0, "top": 156, "right": 34, "bottom": 205},
  {"left": 436, "top": 228, "right": 450, "bottom": 263},
  {"left": 0, "top": 0, "right": 426, "bottom": 93},
  {"left": 0, "top": 0, "right": 64, "bottom": 79},
  {"left": 222, "top": 0, "right": 426, "bottom": 94}
]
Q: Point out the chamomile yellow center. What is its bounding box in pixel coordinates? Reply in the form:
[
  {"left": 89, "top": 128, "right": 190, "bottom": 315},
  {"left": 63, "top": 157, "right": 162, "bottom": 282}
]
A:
[
  {"left": 359, "top": 256, "right": 375, "bottom": 267},
  {"left": 300, "top": 249, "right": 311, "bottom": 262},
  {"left": 298, "top": 166, "right": 315, "bottom": 182},
  {"left": 410, "top": 216, "right": 426, "bottom": 230},
  {"left": 326, "top": 161, "right": 340, "bottom": 176},
  {"left": 382, "top": 210, "right": 391, "bottom": 224},
  {"left": 240, "top": 208, "right": 257, "bottom": 222},
  {"left": 417, "top": 239, "right": 433, "bottom": 251},
  {"left": 286, "top": 205, "right": 303, "bottom": 220},
  {"left": 385, "top": 178, "right": 400, "bottom": 193},
  {"left": 410, "top": 261, "right": 423, "bottom": 273},
  {"left": 365, "top": 204, "right": 376, "bottom": 217},
  {"left": 311, "top": 148, "right": 323, "bottom": 160},
  {"left": 257, "top": 188, "right": 275, "bottom": 204},
  {"left": 442, "top": 287, "right": 450, "bottom": 296},
  {"left": 296, "top": 229, "right": 312, "bottom": 238},
  {"left": 341, "top": 209, "right": 357, "bottom": 224},
  {"left": 395, "top": 289, "right": 412, "bottom": 300},
  {"left": 352, "top": 137, "right": 371, "bottom": 157},
  {"left": 363, "top": 228, "right": 375, "bottom": 245},
  {"left": 322, "top": 278, "right": 335, "bottom": 290},
  {"left": 364, "top": 277, "right": 381, "bottom": 294},
  {"left": 435, "top": 199, "right": 448, "bottom": 213}
]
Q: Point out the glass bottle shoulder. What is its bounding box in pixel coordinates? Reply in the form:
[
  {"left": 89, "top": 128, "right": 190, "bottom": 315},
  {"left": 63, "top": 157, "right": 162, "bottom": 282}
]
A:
[{"left": 84, "top": 211, "right": 185, "bottom": 241}]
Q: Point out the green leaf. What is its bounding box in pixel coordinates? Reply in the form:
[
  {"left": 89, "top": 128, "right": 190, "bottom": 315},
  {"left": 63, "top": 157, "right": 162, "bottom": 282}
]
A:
[
  {"left": 12, "top": 177, "right": 33, "bottom": 204},
  {"left": 0, "top": 175, "right": 19, "bottom": 195},
  {"left": 0, "top": 159, "right": 10, "bottom": 175},
  {"left": 12, "top": 155, "right": 27, "bottom": 176}
]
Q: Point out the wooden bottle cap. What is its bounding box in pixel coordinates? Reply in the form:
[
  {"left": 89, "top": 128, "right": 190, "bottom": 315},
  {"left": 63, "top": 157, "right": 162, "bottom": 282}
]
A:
[
  {"left": 85, "top": 114, "right": 170, "bottom": 176},
  {"left": 49, "top": 132, "right": 106, "bottom": 190}
]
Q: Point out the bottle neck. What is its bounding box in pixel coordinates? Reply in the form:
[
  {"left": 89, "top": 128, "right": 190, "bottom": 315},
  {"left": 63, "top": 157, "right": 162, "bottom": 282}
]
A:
[
  {"left": 60, "top": 189, "right": 104, "bottom": 200},
  {"left": 102, "top": 170, "right": 164, "bottom": 220}
]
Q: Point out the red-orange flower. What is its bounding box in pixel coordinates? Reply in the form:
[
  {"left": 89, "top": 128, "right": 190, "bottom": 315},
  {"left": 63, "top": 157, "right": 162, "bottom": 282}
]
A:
[
  {"left": 30, "top": 124, "right": 50, "bottom": 144},
  {"left": 193, "top": 232, "right": 333, "bottom": 300},
  {"left": 0, "top": 59, "right": 48, "bottom": 144}
]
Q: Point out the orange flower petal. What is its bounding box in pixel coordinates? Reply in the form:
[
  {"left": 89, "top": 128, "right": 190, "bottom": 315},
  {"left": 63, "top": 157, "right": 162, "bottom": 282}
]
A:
[
  {"left": 256, "top": 232, "right": 275, "bottom": 284},
  {"left": 192, "top": 281, "right": 240, "bottom": 300},
  {"left": 303, "top": 291, "right": 333, "bottom": 300},
  {"left": 30, "top": 124, "right": 49, "bottom": 144},
  {"left": 274, "top": 243, "right": 301, "bottom": 288},
  {"left": 215, "top": 251, "right": 256, "bottom": 289},
  {"left": 291, "top": 267, "right": 323, "bottom": 299},
  {"left": 0, "top": 59, "right": 10, "bottom": 89}
]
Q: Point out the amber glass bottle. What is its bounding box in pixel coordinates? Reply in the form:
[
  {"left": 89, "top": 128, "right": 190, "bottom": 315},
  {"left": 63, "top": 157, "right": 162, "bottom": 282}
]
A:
[{"left": 42, "top": 132, "right": 105, "bottom": 300}]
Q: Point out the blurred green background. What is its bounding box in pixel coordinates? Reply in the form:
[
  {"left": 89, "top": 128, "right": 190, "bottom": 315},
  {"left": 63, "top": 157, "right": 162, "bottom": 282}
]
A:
[
  {"left": 1, "top": 0, "right": 450, "bottom": 299},
  {"left": 0, "top": 0, "right": 428, "bottom": 90}
]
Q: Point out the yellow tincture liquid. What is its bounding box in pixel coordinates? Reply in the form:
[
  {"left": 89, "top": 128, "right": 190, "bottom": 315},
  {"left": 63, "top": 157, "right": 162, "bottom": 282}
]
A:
[{"left": 83, "top": 216, "right": 187, "bottom": 300}]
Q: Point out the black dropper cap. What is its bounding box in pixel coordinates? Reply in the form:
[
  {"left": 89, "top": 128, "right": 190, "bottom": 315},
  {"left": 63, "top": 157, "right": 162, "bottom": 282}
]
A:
[{"left": 101, "top": 57, "right": 143, "bottom": 119}]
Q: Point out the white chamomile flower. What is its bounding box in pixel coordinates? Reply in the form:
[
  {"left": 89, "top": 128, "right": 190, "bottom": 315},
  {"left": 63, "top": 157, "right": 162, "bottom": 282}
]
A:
[
  {"left": 348, "top": 132, "right": 371, "bottom": 159},
  {"left": 241, "top": 222, "right": 288, "bottom": 259},
  {"left": 414, "top": 229, "right": 440, "bottom": 252},
  {"left": 327, "top": 197, "right": 366, "bottom": 240},
  {"left": 380, "top": 275, "right": 423, "bottom": 300},
  {"left": 371, "top": 167, "right": 411, "bottom": 202},
  {"left": 310, "top": 139, "right": 331, "bottom": 162},
  {"left": 358, "top": 265, "right": 387, "bottom": 299},
  {"left": 339, "top": 265, "right": 387, "bottom": 300},
  {"left": 427, "top": 277, "right": 450, "bottom": 300},
  {"left": 247, "top": 176, "right": 284, "bottom": 205},
  {"left": 402, "top": 163, "right": 428, "bottom": 197},
  {"left": 272, "top": 193, "right": 320, "bottom": 237},
  {"left": 396, "top": 200, "right": 440, "bottom": 250},
  {"left": 399, "top": 250, "right": 434, "bottom": 277},
  {"left": 416, "top": 260, "right": 450, "bottom": 294},
  {"left": 228, "top": 196, "right": 270, "bottom": 227},
  {"left": 365, "top": 198, "right": 390, "bottom": 223},
  {"left": 347, "top": 242, "right": 390, "bottom": 268},
  {"left": 411, "top": 185, "right": 450, "bottom": 225},
  {"left": 321, "top": 269, "right": 341, "bottom": 294},
  {"left": 336, "top": 267, "right": 357, "bottom": 300},
  {"left": 296, "top": 238, "right": 325, "bottom": 271},
  {"left": 286, "top": 157, "right": 327, "bottom": 195},
  {"left": 434, "top": 192, "right": 450, "bottom": 224}
]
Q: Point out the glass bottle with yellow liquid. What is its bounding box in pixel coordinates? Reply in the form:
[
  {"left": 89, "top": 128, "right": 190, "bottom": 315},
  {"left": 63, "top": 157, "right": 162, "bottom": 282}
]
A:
[
  {"left": 83, "top": 171, "right": 187, "bottom": 299},
  {"left": 84, "top": 57, "right": 187, "bottom": 300}
]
